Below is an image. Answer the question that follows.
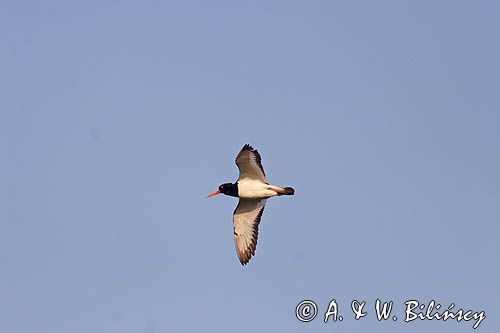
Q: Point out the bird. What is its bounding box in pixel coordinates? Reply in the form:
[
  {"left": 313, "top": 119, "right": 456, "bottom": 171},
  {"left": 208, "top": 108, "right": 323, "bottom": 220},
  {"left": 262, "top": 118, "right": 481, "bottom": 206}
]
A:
[{"left": 206, "top": 144, "right": 294, "bottom": 265}]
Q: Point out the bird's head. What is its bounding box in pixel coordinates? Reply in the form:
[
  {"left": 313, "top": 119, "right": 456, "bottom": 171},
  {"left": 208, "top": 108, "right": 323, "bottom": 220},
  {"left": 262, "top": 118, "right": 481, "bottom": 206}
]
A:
[{"left": 206, "top": 183, "right": 238, "bottom": 198}]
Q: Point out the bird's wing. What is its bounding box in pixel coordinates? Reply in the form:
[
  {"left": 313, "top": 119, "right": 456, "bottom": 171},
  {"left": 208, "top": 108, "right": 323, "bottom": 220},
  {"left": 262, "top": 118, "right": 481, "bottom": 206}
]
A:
[
  {"left": 233, "top": 198, "right": 266, "bottom": 265},
  {"left": 235, "top": 144, "right": 267, "bottom": 182}
]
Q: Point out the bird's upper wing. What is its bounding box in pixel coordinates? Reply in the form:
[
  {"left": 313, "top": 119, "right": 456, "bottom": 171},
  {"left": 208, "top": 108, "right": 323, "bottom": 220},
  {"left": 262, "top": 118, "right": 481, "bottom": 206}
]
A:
[
  {"left": 235, "top": 144, "right": 267, "bottom": 182},
  {"left": 233, "top": 198, "right": 266, "bottom": 265}
]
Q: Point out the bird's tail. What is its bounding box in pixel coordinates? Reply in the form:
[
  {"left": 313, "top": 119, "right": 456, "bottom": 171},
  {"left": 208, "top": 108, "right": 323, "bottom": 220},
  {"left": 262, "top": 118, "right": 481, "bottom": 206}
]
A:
[{"left": 268, "top": 185, "right": 295, "bottom": 196}]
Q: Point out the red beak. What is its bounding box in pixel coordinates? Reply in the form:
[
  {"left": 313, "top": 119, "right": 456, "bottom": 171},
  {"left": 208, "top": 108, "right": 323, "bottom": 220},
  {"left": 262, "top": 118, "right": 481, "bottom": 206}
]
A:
[{"left": 205, "top": 189, "right": 221, "bottom": 198}]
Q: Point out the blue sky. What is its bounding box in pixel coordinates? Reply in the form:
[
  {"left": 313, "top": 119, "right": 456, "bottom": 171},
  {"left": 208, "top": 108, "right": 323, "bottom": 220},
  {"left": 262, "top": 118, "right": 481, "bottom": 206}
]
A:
[{"left": 2, "top": 1, "right": 499, "bottom": 332}]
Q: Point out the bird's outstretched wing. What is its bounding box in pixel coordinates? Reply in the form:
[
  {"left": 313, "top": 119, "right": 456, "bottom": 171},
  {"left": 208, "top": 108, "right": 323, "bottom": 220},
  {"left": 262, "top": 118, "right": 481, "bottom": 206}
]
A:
[
  {"left": 235, "top": 144, "right": 267, "bottom": 182},
  {"left": 233, "top": 198, "right": 266, "bottom": 265}
]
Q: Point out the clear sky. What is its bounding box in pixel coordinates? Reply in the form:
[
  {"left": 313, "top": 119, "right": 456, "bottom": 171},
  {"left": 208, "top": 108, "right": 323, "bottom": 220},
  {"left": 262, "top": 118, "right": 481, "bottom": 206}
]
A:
[{"left": 2, "top": 1, "right": 499, "bottom": 332}]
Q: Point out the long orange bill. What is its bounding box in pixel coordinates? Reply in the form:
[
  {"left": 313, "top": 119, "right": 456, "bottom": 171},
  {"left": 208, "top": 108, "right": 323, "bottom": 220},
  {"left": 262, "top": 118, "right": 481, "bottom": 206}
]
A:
[{"left": 205, "top": 189, "right": 221, "bottom": 198}]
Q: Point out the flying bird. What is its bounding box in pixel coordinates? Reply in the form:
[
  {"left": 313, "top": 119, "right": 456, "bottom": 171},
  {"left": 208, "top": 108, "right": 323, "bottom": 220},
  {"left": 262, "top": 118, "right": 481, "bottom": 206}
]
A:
[{"left": 206, "top": 144, "right": 294, "bottom": 265}]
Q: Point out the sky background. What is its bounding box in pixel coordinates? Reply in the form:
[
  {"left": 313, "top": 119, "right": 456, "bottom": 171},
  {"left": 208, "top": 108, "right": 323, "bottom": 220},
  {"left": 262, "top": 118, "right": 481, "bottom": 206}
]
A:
[{"left": 2, "top": 1, "right": 499, "bottom": 332}]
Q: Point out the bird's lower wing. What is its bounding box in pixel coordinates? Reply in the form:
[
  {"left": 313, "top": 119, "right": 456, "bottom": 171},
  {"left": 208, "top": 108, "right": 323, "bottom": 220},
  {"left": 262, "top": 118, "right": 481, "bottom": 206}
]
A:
[{"left": 233, "top": 198, "right": 266, "bottom": 265}]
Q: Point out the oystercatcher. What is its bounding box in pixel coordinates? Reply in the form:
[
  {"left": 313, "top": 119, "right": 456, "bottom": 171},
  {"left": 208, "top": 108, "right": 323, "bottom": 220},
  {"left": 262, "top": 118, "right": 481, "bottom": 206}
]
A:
[{"left": 206, "top": 144, "right": 294, "bottom": 265}]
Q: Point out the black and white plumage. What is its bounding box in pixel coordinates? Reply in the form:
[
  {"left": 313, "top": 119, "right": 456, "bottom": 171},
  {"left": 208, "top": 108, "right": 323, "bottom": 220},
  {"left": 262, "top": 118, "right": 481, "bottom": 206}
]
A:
[{"left": 206, "top": 144, "right": 295, "bottom": 265}]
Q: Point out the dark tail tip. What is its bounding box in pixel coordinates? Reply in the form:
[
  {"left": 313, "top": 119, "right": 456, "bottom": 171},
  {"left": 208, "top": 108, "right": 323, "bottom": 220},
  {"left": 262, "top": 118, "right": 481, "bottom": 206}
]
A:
[{"left": 283, "top": 187, "right": 295, "bottom": 195}]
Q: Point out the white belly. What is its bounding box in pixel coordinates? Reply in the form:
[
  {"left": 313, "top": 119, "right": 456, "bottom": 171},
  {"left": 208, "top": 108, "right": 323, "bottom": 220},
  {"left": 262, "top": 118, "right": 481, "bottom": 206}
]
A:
[{"left": 238, "top": 179, "right": 278, "bottom": 199}]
